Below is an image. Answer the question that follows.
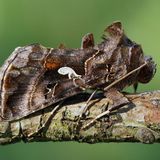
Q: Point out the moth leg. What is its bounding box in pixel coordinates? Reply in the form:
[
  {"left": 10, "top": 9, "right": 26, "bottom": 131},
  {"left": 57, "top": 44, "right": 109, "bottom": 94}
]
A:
[
  {"left": 104, "top": 62, "right": 147, "bottom": 91},
  {"left": 81, "top": 102, "right": 110, "bottom": 130},
  {"left": 78, "top": 89, "right": 97, "bottom": 120},
  {"left": 28, "top": 78, "right": 85, "bottom": 137},
  {"left": 133, "top": 82, "right": 138, "bottom": 93},
  {"left": 28, "top": 101, "right": 64, "bottom": 137},
  {"left": 82, "top": 88, "right": 129, "bottom": 130}
]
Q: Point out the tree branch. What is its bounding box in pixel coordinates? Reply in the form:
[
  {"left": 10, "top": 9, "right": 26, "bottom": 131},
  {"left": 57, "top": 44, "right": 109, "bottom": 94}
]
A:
[{"left": 0, "top": 90, "right": 160, "bottom": 145}]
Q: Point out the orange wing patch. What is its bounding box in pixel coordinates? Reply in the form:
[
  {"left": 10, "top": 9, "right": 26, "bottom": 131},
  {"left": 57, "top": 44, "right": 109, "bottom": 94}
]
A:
[{"left": 44, "top": 57, "right": 62, "bottom": 70}]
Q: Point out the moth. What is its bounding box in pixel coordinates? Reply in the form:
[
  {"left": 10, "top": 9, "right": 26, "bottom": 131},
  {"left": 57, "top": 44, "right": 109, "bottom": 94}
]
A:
[{"left": 0, "top": 22, "right": 156, "bottom": 122}]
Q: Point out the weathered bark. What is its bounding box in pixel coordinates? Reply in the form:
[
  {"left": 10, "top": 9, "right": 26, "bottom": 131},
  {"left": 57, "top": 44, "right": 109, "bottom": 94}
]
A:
[{"left": 0, "top": 90, "right": 160, "bottom": 145}]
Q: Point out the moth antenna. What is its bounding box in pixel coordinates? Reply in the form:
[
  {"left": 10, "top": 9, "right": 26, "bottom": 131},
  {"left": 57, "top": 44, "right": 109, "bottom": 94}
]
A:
[
  {"left": 78, "top": 89, "right": 97, "bottom": 119},
  {"left": 104, "top": 62, "right": 147, "bottom": 91}
]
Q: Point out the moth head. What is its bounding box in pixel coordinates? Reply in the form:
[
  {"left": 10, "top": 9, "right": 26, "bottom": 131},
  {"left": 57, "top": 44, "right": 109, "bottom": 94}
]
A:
[
  {"left": 137, "top": 56, "right": 156, "bottom": 83},
  {"left": 128, "top": 44, "right": 156, "bottom": 84}
]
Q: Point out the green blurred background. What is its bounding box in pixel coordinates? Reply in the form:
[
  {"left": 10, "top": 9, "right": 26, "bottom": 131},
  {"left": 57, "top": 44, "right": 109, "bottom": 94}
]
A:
[{"left": 0, "top": 0, "right": 160, "bottom": 160}]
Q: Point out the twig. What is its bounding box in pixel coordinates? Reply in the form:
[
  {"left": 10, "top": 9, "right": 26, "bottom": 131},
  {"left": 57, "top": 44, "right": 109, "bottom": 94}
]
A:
[{"left": 0, "top": 90, "right": 160, "bottom": 145}]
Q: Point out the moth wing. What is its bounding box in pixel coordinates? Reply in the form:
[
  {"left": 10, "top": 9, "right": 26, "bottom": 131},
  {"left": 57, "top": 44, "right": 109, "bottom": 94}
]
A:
[
  {"left": 0, "top": 44, "right": 49, "bottom": 120},
  {"left": 0, "top": 44, "right": 84, "bottom": 121}
]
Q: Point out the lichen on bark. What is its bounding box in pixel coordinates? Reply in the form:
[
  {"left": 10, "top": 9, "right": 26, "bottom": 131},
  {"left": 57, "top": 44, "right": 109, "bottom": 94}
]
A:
[{"left": 0, "top": 90, "right": 160, "bottom": 145}]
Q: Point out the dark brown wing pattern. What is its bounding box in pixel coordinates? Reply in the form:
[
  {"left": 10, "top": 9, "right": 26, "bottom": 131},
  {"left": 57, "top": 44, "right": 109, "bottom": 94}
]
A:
[{"left": 0, "top": 22, "right": 156, "bottom": 121}]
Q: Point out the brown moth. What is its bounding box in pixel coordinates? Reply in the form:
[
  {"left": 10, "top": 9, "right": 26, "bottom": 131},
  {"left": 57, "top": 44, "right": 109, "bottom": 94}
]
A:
[{"left": 0, "top": 22, "right": 156, "bottom": 121}]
